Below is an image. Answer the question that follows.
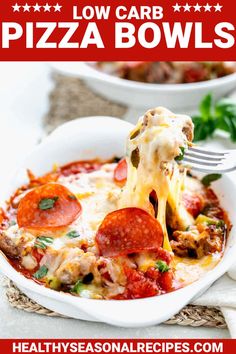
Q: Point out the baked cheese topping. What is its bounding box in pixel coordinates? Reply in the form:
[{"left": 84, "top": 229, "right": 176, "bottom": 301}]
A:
[
  {"left": 58, "top": 164, "right": 120, "bottom": 243},
  {"left": 120, "top": 107, "right": 194, "bottom": 250}
]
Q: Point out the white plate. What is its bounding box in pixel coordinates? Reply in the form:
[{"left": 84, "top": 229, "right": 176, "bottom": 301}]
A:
[
  {"left": 1, "top": 116, "right": 236, "bottom": 327},
  {"left": 51, "top": 62, "right": 236, "bottom": 111}
]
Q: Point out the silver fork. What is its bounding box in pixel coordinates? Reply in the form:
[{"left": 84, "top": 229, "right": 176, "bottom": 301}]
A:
[{"left": 182, "top": 146, "right": 236, "bottom": 173}]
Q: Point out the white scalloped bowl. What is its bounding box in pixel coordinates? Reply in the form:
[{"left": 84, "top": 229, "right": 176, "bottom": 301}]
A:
[{"left": 1, "top": 116, "right": 236, "bottom": 327}]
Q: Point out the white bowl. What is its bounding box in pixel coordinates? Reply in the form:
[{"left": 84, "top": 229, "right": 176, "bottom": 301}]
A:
[
  {"left": 1, "top": 116, "right": 236, "bottom": 327},
  {"left": 51, "top": 62, "right": 236, "bottom": 112}
]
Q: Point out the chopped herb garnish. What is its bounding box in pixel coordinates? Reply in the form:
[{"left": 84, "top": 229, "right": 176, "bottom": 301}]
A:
[
  {"left": 201, "top": 173, "right": 222, "bottom": 187},
  {"left": 156, "top": 260, "right": 170, "bottom": 273},
  {"left": 131, "top": 147, "right": 140, "bottom": 168},
  {"left": 68, "top": 195, "right": 76, "bottom": 200},
  {"left": 175, "top": 147, "right": 185, "bottom": 162},
  {"left": 217, "top": 220, "right": 225, "bottom": 228},
  {"left": 33, "top": 265, "right": 48, "bottom": 279},
  {"left": 206, "top": 220, "right": 224, "bottom": 229},
  {"left": 71, "top": 280, "right": 84, "bottom": 294},
  {"left": 9, "top": 220, "right": 17, "bottom": 226},
  {"left": 35, "top": 236, "right": 54, "bottom": 249},
  {"left": 66, "top": 230, "right": 80, "bottom": 239},
  {"left": 38, "top": 197, "right": 58, "bottom": 210},
  {"left": 35, "top": 243, "right": 47, "bottom": 250}
]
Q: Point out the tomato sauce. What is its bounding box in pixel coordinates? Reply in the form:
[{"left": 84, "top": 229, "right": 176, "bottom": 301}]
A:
[{"left": 9, "top": 255, "right": 45, "bottom": 286}]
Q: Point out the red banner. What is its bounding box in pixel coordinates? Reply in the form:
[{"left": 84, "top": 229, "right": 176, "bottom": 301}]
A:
[
  {"left": 0, "top": 339, "right": 235, "bottom": 354},
  {"left": 0, "top": 0, "right": 235, "bottom": 61}
]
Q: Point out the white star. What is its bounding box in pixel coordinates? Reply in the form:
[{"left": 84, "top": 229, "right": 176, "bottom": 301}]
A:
[
  {"left": 43, "top": 3, "right": 51, "bottom": 12},
  {"left": 204, "top": 3, "right": 212, "bottom": 11},
  {"left": 214, "top": 3, "right": 223, "bottom": 12},
  {"left": 173, "top": 3, "right": 181, "bottom": 12},
  {"left": 33, "top": 3, "right": 41, "bottom": 12},
  {"left": 183, "top": 3, "right": 191, "bottom": 12},
  {"left": 194, "top": 3, "right": 202, "bottom": 12},
  {"left": 12, "top": 3, "right": 21, "bottom": 12},
  {"left": 54, "top": 3, "right": 62, "bottom": 12},
  {"left": 22, "top": 3, "right": 31, "bottom": 12}
]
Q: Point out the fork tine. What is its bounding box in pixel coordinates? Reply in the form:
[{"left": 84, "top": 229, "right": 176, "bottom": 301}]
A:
[
  {"left": 183, "top": 156, "right": 220, "bottom": 167},
  {"left": 181, "top": 148, "right": 235, "bottom": 173},
  {"left": 181, "top": 162, "right": 223, "bottom": 173},
  {"left": 190, "top": 146, "right": 228, "bottom": 156},
  {"left": 183, "top": 162, "right": 235, "bottom": 173},
  {"left": 185, "top": 151, "right": 224, "bottom": 162}
]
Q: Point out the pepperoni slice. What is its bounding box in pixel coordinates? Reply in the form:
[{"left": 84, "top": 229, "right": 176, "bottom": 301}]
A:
[
  {"left": 61, "top": 160, "right": 102, "bottom": 177},
  {"left": 114, "top": 159, "right": 127, "bottom": 184},
  {"left": 96, "top": 208, "right": 163, "bottom": 257},
  {"left": 17, "top": 183, "right": 81, "bottom": 230}
]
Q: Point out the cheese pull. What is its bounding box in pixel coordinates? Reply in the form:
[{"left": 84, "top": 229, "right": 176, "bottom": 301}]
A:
[{"left": 119, "top": 107, "right": 194, "bottom": 251}]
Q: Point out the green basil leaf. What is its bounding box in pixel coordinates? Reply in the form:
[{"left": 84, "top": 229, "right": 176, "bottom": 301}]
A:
[
  {"left": 201, "top": 173, "right": 222, "bottom": 187},
  {"left": 199, "top": 94, "right": 212, "bottom": 121},
  {"left": 38, "top": 197, "right": 58, "bottom": 210},
  {"left": 155, "top": 260, "right": 170, "bottom": 273},
  {"left": 192, "top": 95, "right": 236, "bottom": 143},
  {"left": 227, "top": 118, "right": 236, "bottom": 142},
  {"left": 34, "top": 242, "right": 47, "bottom": 250},
  {"left": 37, "top": 236, "right": 53, "bottom": 242},
  {"left": 216, "top": 99, "right": 236, "bottom": 118},
  {"left": 216, "top": 101, "right": 236, "bottom": 141},
  {"left": 33, "top": 265, "right": 48, "bottom": 279},
  {"left": 192, "top": 118, "right": 208, "bottom": 142},
  {"left": 66, "top": 230, "right": 80, "bottom": 239},
  {"left": 35, "top": 236, "right": 53, "bottom": 249},
  {"left": 192, "top": 117, "right": 216, "bottom": 142},
  {"left": 216, "top": 115, "right": 231, "bottom": 133}
]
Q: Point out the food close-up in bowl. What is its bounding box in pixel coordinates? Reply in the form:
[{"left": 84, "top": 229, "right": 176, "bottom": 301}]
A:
[
  {"left": 95, "top": 62, "right": 236, "bottom": 84},
  {"left": 0, "top": 107, "right": 231, "bottom": 301}
]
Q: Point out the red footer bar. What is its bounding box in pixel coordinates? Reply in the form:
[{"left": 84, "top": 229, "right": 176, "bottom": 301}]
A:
[{"left": 0, "top": 339, "right": 234, "bottom": 354}]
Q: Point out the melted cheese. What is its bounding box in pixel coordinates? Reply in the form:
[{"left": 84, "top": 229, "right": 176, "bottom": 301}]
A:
[
  {"left": 174, "top": 253, "right": 221, "bottom": 285},
  {"left": 119, "top": 107, "right": 194, "bottom": 251},
  {"left": 57, "top": 164, "right": 121, "bottom": 244}
]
